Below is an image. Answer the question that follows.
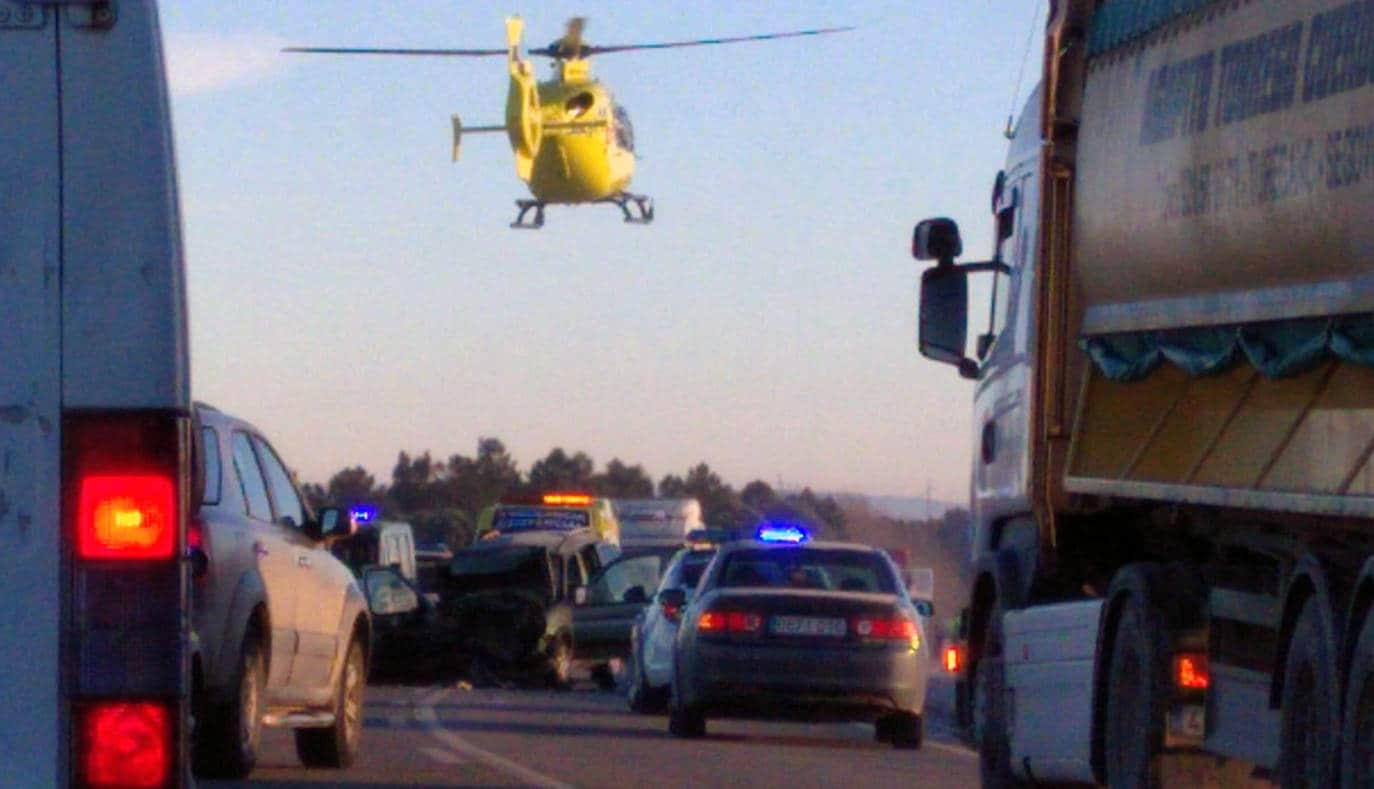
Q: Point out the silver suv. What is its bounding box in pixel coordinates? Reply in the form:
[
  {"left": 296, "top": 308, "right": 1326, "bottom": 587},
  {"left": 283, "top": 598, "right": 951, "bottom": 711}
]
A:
[{"left": 189, "top": 404, "right": 371, "bottom": 778}]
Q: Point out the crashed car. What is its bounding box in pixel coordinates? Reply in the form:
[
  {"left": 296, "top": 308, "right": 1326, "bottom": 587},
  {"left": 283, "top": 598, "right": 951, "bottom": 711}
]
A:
[{"left": 437, "top": 528, "right": 614, "bottom": 686}]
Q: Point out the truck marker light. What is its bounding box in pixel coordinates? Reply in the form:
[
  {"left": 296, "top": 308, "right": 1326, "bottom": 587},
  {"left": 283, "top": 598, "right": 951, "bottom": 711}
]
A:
[
  {"left": 1174, "top": 653, "right": 1209, "bottom": 690},
  {"left": 943, "top": 644, "right": 962, "bottom": 673},
  {"left": 78, "top": 475, "right": 175, "bottom": 559},
  {"left": 79, "top": 701, "right": 171, "bottom": 788}
]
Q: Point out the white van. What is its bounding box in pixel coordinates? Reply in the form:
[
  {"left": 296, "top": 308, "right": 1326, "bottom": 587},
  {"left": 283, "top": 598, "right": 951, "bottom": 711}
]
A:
[{"left": 2, "top": 3, "right": 193, "bottom": 785}]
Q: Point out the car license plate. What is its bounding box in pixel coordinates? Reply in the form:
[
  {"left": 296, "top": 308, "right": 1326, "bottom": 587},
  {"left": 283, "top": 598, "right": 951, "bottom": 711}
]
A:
[{"left": 769, "top": 616, "right": 847, "bottom": 637}]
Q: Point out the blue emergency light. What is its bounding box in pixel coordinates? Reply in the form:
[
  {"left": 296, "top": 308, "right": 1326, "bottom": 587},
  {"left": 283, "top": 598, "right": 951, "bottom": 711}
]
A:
[
  {"left": 756, "top": 523, "right": 809, "bottom": 544},
  {"left": 350, "top": 505, "right": 377, "bottom": 525}
]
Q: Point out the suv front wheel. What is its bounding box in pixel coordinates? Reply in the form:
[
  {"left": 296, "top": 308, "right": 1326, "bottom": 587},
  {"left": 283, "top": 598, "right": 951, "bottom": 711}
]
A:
[{"left": 296, "top": 636, "right": 366, "bottom": 768}]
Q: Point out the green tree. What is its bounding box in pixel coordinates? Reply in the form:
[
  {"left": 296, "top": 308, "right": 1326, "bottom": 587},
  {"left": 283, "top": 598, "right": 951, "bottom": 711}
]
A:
[
  {"left": 326, "top": 466, "right": 383, "bottom": 511},
  {"left": 389, "top": 451, "right": 441, "bottom": 513},
  {"left": 528, "top": 448, "right": 595, "bottom": 492},
  {"left": 592, "top": 458, "right": 654, "bottom": 498}
]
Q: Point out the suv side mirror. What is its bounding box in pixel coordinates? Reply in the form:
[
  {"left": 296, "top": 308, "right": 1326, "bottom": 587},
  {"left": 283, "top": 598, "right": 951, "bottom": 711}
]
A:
[
  {"left": 914, "top": 599, "right": 935, "bottom": 618},
  {"left": 312, "top": 506, "right": 357, "bottom": 543},
  {"left": 658, "top": 588, "right": 687, "bottom": 623},
  {"left": 363, "top": 566, "right": 420, "bottom": 616}
]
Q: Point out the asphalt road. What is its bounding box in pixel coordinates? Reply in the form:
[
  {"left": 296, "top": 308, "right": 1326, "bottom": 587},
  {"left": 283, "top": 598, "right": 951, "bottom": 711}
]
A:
[{"left": 200, "top": 675, "right": 976, "bottom": 789}]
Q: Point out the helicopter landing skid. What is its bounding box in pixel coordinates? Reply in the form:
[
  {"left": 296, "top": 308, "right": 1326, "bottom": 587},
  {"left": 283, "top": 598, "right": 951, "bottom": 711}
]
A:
[
  {"left": 511, "top": 200, "right": 546, "bottom": 229},
  {"left": 604, "top": 192, "right": 654, "bottom": 224}
]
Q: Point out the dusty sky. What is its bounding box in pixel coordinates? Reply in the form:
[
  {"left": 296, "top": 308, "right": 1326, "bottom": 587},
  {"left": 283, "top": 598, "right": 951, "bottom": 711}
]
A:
[{"left": 160, "top": 1, "right": 1045, "bottom": 501}]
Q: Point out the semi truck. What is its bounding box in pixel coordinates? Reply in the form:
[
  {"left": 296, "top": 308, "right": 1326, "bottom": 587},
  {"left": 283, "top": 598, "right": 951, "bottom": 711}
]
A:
[{"left": 915, "top": 1, "right": 1374, "bottom": 786}]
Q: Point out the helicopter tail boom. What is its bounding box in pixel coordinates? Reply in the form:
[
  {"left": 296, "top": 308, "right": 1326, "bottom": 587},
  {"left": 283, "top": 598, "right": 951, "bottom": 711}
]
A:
[{"left": 450, "top": 115, "right": 507, "bottom": 162}]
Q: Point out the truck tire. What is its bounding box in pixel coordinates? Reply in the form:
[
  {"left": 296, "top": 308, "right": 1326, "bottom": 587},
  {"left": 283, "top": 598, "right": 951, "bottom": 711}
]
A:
[
  {"left": 192, "top": 633, "right": 265, "bottom": 779},
  {"left": 295, "top": 637, "right": 365, "bottom": 768},
  {"left": 1342, "top": 607, "right": 1374, "bottom": 788},
  {"left": 1279, "top": 598, "right": 1339, "bottom": 787},
  {"left": 973, "top": 601, "right": 1027, "bottom": 788},
  {"left": 1104, "top": 598, "right": 1169, "bottom": 789}
]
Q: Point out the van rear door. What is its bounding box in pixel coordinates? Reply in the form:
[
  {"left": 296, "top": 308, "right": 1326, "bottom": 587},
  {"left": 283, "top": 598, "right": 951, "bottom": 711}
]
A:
[{"left": 1, "top": 2, "right": 191, "bottom": 785}]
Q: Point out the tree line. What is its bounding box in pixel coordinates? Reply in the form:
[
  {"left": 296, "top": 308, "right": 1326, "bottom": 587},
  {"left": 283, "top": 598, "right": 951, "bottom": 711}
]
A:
[{"left": 302, "top": 437, "right": 848, "bottom": 550}]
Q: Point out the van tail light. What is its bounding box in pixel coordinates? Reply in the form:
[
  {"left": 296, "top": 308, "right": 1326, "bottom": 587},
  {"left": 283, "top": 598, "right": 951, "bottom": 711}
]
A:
[
  {"left": 1174, "top": 652, "right": 1209, "bottom": 691},
  {"left": 65, "top": 410, "right": 190, "bottom": 789},
  {"left": 77, "top": 701, "right": 173, "bottom": 788}
]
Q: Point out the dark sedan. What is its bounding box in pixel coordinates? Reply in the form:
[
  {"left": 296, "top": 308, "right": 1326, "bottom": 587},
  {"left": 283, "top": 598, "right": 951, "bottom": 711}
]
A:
[{"left": 668, "top": 527, "right": 928, "bottom": 748}]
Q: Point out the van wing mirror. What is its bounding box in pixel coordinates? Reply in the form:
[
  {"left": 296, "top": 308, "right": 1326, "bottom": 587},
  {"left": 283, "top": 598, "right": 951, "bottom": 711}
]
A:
[{"left": 314, "top": 506, "right": 358, "bottom": 542}]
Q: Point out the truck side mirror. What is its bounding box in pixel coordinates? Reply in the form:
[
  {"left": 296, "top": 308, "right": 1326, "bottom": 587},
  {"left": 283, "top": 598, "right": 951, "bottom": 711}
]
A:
[
  {"left": 919, "top": 265, "right": 978, "bottom": 379},
  {"left": 913, "top": 218, "right": 964, "bottom": 262}
]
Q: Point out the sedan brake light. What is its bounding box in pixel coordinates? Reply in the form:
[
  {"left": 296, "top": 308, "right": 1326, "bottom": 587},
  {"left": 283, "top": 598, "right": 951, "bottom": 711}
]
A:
[
  {"left": 698, "top": 609, "right": 763, "bottom": 634},
  {"left": 851, "top": 615, "right": 918, "bottom": 642}
]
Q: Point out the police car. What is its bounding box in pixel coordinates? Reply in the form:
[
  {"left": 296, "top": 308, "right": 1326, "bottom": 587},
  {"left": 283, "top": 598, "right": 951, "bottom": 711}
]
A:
[{"left": 668, "top": 525, "right": 928, "bottom": 748}]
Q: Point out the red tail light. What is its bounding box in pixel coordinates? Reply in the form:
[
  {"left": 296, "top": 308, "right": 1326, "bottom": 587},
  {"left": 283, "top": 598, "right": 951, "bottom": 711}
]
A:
[
  {"left": 851, "top": 615, "right": 917, "bottom": 640},
  {"left": 662, "top": 600, "right": 682, "bottom": 623},
  {"left": 1174, "top": 652, "right": 1209, "bottom": 690},
  {"left": 78, "top": 474, "right": 175, "bottom": 560},
  {"left": 697, "top": 610, "right": 728, "bottom": 632},
  {"left": 943, "top": 644, "right": 963, "bottom": 673},
  {"left": 698, "top": 609, "right": 763, "bottom": 634},
  {"left": 78, "top": 701, "right": 172, "bottom": 788}
]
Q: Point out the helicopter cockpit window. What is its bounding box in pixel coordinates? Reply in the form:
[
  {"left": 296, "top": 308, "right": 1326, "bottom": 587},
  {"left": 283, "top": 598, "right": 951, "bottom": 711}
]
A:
[
  {"left": 565, "top": 92, "right": 595, "bottom": 119},
  {"left": 613, "top": 104, "right": 635, "bottom": 152}
]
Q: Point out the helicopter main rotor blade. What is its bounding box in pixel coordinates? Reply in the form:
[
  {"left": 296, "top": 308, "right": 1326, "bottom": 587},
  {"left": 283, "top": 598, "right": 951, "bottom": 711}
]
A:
[
  {"left": 282, "top": 46, "right": 508, "bottom": 57},
  {"left": 528, "top": 25, "right": 853, "bottom": 57}
]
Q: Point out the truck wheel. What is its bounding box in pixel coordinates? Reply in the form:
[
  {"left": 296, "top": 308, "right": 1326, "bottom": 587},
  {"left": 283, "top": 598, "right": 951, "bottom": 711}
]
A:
[
  {"left": 295, "top": 637, "right": 366, "bottom": 768},
  {"left": 1279, "top": 598, "right": 1339, "bottom": 787},
  {"left": 668, "top": 703, "right": 706, "bottom": 738},
  {"left": 1104, "top": 599, "right": 1168, "bottom": 789},
  {"left": 973, "top": 601, "right": 1027, "bottom": 788},
  {"left": 591, "top": 662, "right": 617, "bottom": 691},
  {"left": 192, "top": 633, "right": 265, "bottom": 779},
  {"left": 1343, "top": 607, "right": 1374, "bottom": 788}
]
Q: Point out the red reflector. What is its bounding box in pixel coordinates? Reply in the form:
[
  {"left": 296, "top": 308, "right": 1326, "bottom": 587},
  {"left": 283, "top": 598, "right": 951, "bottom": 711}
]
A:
[
  {"left": 943, "top": 644, "right": 962, "bottom": 674},
  {"left": 1174, "top": 653, "right": 1209, "bottom": 690},
  {"left": 80, "top": 702, "right": 171, "bottom": 788},
  {"left": 78, "top": 475, "right": 175, "bottom": 560}
]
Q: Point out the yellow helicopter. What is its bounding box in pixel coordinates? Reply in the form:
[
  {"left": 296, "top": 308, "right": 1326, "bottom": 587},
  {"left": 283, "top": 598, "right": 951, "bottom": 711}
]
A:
[{"left": 284, "top": 17, "right": 849, "bottom": 229}]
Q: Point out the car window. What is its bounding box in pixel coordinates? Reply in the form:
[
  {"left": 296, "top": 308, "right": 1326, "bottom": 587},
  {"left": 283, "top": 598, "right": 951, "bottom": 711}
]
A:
[
  {"left": 717, "top": 548, "right": 898, "bottom": 593},
  {"left": 679, "top": 553, "right": 714, "bottom": 592},
  {"left": 252, "top": 436, "right": 305, "bottom": 530},
  {"left": 200, "top": 426, "right": 221, "bottom": 506},
  {"left": 586, "top": 555, "right": 660, "bottom": 604},
  {"left": 231, "top": 432, "right": 273, "bottom": 522}
]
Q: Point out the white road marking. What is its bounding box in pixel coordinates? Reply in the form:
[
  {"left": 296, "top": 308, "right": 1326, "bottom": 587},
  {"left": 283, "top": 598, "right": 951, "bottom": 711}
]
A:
[
  {"left": 415, "top": 687, "right": 578, "bottom": 789},
  {"left": 420, "top": 745, "right": 468, "bottom": 765}
]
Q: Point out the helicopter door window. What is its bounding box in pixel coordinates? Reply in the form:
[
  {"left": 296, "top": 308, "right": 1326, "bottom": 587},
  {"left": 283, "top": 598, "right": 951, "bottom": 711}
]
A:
[
  {"left": 566, "top": 92, "right": 595, "bottom": 119},
  {"left": 613, "top": 104, "right": 635, "bottom": 152}
]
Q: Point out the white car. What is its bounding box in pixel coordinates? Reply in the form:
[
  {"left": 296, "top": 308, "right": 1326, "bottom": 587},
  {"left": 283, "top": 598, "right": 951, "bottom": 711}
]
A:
[{"left": 626, "top": 546, "right": 717, "bottom": 712}]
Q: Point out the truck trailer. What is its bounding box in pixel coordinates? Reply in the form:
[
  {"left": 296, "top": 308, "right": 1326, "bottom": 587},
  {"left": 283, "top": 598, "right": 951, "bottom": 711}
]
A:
[{"left": 916, "top": 1, "right": 1374, "bottom": 786}]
